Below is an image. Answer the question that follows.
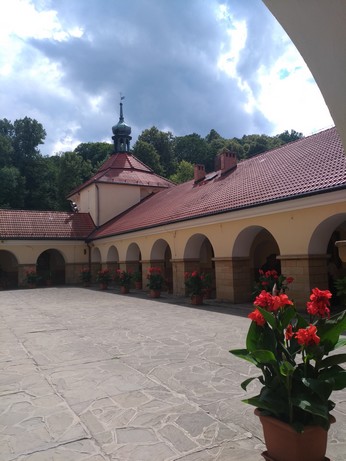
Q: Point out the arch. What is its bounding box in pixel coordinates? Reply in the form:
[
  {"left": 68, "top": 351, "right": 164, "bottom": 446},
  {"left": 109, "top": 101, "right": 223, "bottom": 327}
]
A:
[
  {"left": 150, "top": 239, "right": 173, "bottom": 293},
  {"left": 309, "top": 214, "right": 346, "bottom": 304},
  {"left": 125, "top": 242, "right": 142, "bottom": 274},
  {"left": 308, "top": 214, "right": 346, "bottom": 254},
  {"left": 0, "top": 250, "right": 19, "bottom": 289},
  {"left": 37, "top": 249, "right": 65, "bottom": 286},
  {"left": 184, "top": 233, "right": 215, "bottom": 297},
  {"left": 107, "top": 245, "right": 120, "bottom": 274},
  {"left": 231, "top": 226, "right": 280, "bottom": 303},
  {"left": 107, "top": 245, "right": 119, "bottom": 262}
]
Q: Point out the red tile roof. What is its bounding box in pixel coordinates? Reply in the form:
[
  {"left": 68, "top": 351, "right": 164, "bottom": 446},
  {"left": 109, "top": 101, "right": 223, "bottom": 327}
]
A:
[
  {"left": 90, "top": 127, "right": 346, "bottom": 239},
  {"left": 67, "top": 152, "right": 173, "bottom": 197},
  {"left": 0, "top": 210, "right": 95, "bottom": 239}
]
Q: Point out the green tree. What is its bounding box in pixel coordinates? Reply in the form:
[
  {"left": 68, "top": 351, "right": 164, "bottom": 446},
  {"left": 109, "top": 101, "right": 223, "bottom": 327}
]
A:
[
  {"left": 132, "top": 140, "right": 164, "bottom": 175},
  {"left": 12, "top": 117, "right": 46, "bottom": 171},
  {"left": 0, "top": 166, "right": 26, "bottom": 208},
  {"left": 57, "top": 152, "right": 93, "bottom": 209},
  {"left": 173, "top": 133, "right": 209, "bottom": 166},
  {"left": 136, "top": 127, "right": 175, "bottom": 176},
  {"left": 169, "top": 160, "right": 194, "bottom": 184},
  {"left": 74, "top": 142, "right": 112, "bottom": 169},
  {"left": 277, "top": 129, "right": 303, "bottom": 144}
]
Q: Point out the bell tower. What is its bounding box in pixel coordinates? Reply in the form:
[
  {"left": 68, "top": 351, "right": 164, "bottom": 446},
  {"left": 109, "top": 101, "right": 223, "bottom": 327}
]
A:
[{"left": 112, "top": 98, "right": 132, "bottom": 152}]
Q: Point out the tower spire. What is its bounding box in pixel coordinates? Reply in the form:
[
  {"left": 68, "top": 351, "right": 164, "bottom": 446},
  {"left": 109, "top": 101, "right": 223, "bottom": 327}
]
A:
[{"left": 112, "top": 96, "right": 132, "bottom": 152}]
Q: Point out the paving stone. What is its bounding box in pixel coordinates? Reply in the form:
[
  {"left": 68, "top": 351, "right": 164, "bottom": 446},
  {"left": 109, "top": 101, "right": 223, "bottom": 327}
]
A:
[{"left": 0, "top": 287, "right": 345, "bottom": 461}]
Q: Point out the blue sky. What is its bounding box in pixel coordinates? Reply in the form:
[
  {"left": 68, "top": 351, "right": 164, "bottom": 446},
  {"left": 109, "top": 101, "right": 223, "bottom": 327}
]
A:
[{"left": 0, "top": 0, "right": 333, "bottom": 155}]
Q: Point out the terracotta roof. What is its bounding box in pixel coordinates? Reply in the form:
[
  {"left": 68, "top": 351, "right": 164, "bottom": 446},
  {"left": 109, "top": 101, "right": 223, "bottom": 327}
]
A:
[
  {"left": 0, "top": 210, "right": 95, "bottom": 239},
  {"left": 90, "top": 127, "right": 346, "bottom": 239},
  {"left": 67, "top": 152, "right": 173, "bottom": 197}
]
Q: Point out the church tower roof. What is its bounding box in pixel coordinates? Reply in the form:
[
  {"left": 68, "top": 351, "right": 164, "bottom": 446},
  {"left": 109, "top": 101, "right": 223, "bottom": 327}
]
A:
[{"left": 112, "top": 98, "right": 132, "bottom": 152}]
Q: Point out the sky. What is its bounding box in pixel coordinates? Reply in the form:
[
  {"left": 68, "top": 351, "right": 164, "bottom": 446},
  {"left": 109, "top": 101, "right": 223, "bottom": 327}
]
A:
[{"left": 0, "top": 0, "right": 334, "bottom": 156}]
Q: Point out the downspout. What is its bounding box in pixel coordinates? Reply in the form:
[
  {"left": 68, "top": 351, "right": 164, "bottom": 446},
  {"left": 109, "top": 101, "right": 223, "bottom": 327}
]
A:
[{"left": 96, "top": 184, "right": 100, "bottom": 227}]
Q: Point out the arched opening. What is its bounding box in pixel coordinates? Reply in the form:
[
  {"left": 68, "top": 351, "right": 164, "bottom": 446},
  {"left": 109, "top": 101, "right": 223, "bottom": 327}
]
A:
[
  {"left": 150, "top": 239, "right": 173, "bottom": 293},
  {"left": 309, "top": 214, "right": 346, "bottom": 307},
  {"left": 37, "top": 249, "right": 65, "bottom": 286},
  {"left": 107, "top": 246, "right": 120, "bottom": 275},
  {"left": 184, "top": 234, "right": 215, "bottom": 297},
  {"left": 232, "top": 226, "right": 280, "bottom": 303},
  {"left": 126, "top": 243, "right": 142, "bottom": 278},
  {"left": 0, "top": 250, "right": 19, "bottom": 289}
]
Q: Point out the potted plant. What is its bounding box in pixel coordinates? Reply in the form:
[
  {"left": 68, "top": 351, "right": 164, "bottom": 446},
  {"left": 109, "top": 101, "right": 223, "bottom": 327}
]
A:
[
  {"left": 96, "top": 268, "right": 112, "bottom": 290},
  {"left": 184, "top": 271, "right": 207, "bottom": 305},
  {"left": 24, "top": 269, "right": 40, "bottom": 288},
  {"left": 133, "top": 270, "right": 143, "bottom": 290},
  {"left": 80, "top": 267, "right": 91, "bottom": 287},
  {"left": 116, "top": 269, "right": 133, "bottom": 294},
  {"left": 253, "top": 269, "right": 294, "bottom": 299},
  {"left": 202, "top": 272, "right": 213, "bottom": 299},
  {"left": 230, "top": 283, "right": 346, "bottom": 461},
  {"left": 146, "top": 267, "right": 165, "bottom": 298}
]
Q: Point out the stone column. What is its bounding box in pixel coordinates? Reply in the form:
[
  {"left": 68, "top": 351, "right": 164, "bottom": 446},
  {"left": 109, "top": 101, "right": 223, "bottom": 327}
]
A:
[
  {"left": 213, "top": 257, "right": 233, "bottom": 301},
  {"left": 231, "top": 257, "right": 252, "bottom": 304},
  {"left": 171, "top": 259, "right": 185, "bottom": 296}
]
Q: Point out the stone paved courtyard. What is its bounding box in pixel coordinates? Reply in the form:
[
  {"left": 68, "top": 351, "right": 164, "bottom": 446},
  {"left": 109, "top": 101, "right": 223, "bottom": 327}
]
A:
[{"left": 0, "top": 287, "right": 345, "bottom": 461}]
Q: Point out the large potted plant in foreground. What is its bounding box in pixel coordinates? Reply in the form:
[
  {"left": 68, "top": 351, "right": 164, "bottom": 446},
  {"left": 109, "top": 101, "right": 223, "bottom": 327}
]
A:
[{"left": 230, "top": 285, "right": 346, "bottom": 461}]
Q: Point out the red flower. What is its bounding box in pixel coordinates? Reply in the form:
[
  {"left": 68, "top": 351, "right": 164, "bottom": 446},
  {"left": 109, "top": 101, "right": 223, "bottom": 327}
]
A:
[
  {"left": 254, "top": 290, "right": 273, "bottom": 309},
  {"left": 285, "top": 324, "right": 294, "bottom": 340},
  {"left": 295, "top": 325, "right": 320, "bottom": 346},
  {"left": 191, "top": 271, "right": 198, "bottom": 277},
  {"left": 254, "top": 291, "right": 293, "bottom": 312},
  {"left": 261, "top": 281, "right": 269, "bottom": 286},
  {"left": 306, "top": 288, "right": 332, "bottom": 318},
  {"left": 286, "top": 277, "right": 294, "bottom": 284},
  {"left": 270, "top": 294, "right": 294, "bottom": 312},
  {"left": 248, "top": 308, "right": 265, "bottom": 326}
]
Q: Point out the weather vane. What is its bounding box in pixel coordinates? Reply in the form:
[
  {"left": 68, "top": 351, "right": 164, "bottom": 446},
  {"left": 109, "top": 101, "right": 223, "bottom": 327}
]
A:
[{"left": 119, "top": 92, "right": 125, "bottom": 101}]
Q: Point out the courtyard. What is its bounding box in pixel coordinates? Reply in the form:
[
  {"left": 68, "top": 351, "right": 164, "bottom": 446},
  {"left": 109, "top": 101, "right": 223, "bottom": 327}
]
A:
[{"left": 0, "top": 287, "right": 345, "bottom": 460}]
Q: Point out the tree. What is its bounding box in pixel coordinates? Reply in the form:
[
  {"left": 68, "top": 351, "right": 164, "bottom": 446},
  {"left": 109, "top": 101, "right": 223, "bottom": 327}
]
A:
[
  {"left": 169, "top": 160, "right": 194, "bottom": 184},
  {"left": 136, "top": 127, "right": 175, "bottom": 176},
  {"left": 173, "top": 133, "right": 209, "bottom": 166},
  {"left": 132, "top": 140, "right": 164, "bottom": 175},
  {"left": 57, "top": 152, "right": 93, "bottom": 209},
  {"left": 277, "top": 129, "right": 303, "bottom": 144},
  {"left": 74, "top": 142, "right": 113, "bottom": 169},
  {"left": 0, "top": 166, "right": 26, "bottom": 209},
  {"left": 12, "top": 117, "right": 46, "bottom": 171}
]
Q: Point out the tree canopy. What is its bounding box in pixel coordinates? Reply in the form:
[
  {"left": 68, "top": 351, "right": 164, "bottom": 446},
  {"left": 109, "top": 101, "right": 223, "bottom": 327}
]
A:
[{"left": 0, "top": 116, "right": 303, "bottom": 211}]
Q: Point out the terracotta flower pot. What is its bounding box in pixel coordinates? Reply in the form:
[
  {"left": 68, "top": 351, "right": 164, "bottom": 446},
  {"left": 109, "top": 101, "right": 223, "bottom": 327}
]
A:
[
  {"left": 149, "top": 289, "right": 161, "bottom": 298},
  {"left": 135, "top": 281, "right": 142, "bottom": 290},
  {"left": 120, "top": 286, "right": 129, "bottom": 294},
  {"left": 191, "top": 294, "right": 203, "bottom": 305},
  {"left": 255, "top": 409, "right": 334, "bottom": 461},
  {"left": 99, "top": 282, "right": 108, "bottom": 290}
]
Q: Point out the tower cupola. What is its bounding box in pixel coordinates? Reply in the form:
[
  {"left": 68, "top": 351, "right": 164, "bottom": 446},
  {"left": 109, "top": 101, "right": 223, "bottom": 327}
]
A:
[{"left": 112, "top": 98, "right": 132, "bottom": 152}]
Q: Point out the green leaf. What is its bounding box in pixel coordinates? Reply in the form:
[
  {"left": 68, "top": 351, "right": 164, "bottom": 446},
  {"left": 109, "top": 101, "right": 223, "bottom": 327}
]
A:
[
  {"left": 335, "top": 338, "right": 346, "bottom": 349},
  {"left": 251, "top": 349, "right": 277, "bottom": 366},
  {"left": 230, "top": 348, "right": 258, "bottom": 365},
  {"left": 280, "top": 360, "right": 294, "bottom": 376},
  {"left": 291, "top": 396, "right": 329, "bottom": 420},
  {"left": 257, "top": 306, "right": 276, "bottom": 329},
  {"left": 246, "top": 321, "right": 276, "bottom": 354},
  {"left": 318, "top": 310, "right": 346, "bottom": 353},
  {"left": 301, "top": 377, "right": 333, "bottom": 401},
  {"left": 319, "top": 353, "right": 346, "bottom": 369},
  {"left": 240, "top": 376, "right": 259, "bottom": 391}
]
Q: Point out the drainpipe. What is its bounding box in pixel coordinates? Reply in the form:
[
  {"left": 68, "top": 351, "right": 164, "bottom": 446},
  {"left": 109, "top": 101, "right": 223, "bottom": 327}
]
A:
[{"left": 96, "top": 184, "right": 100, "bottom": 227}]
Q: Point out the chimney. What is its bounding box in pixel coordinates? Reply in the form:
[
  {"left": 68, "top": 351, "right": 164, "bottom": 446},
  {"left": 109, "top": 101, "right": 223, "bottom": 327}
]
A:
[
  {"left": 194, "top": 164, "right": 206, "bottom": 183},
  {"left": 219, "top": 148, "right": 237, "bottom": 174}
]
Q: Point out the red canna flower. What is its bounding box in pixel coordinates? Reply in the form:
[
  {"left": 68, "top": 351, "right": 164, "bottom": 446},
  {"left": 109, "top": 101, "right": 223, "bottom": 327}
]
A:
[
  {"left": 295, "top": 324, "right": 320, "bottom": 346},
  {"left": 285, "top": 324, "right": 294, "bottom": 340},
  {"left": 248, "top": 308, "right": 266, "bottom": 326},
  {"left": 306, "top": 288, "right": 332, "bottom": 318}
]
